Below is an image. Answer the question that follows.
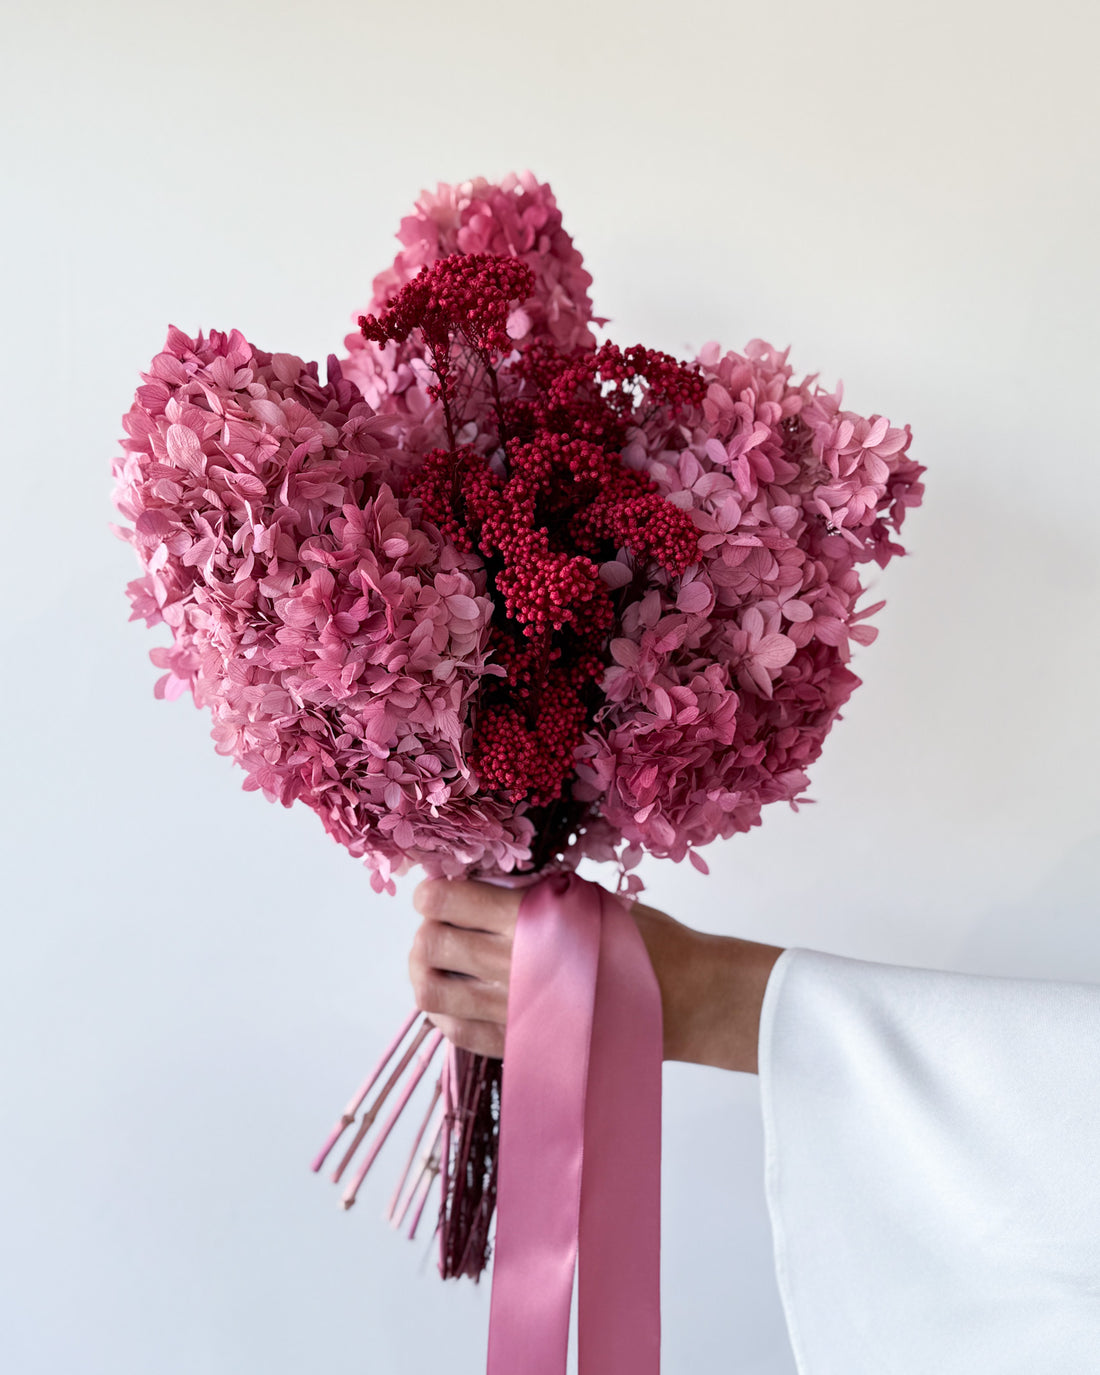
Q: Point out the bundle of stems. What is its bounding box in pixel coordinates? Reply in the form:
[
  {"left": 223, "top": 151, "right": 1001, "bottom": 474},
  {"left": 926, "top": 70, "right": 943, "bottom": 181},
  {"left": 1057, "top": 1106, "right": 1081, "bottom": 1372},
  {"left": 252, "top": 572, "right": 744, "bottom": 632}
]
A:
[{"left": 312, "top": 1012, "right": 502, "bottom": 1278}]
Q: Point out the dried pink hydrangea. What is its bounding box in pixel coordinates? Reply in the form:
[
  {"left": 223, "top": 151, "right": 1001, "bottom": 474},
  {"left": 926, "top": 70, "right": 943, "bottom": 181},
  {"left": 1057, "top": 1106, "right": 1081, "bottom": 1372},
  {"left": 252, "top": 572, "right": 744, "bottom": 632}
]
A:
[
  {"left": 111, "top": 325, "right": 534, "bottom": 893},
  {"left": 568, "top": 338, "right": 924, "bottom": 888}
]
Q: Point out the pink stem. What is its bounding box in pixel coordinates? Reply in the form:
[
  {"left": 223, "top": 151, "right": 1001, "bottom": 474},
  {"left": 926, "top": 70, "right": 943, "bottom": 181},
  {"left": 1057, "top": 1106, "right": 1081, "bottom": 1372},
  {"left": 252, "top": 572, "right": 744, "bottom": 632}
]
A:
[
  {"left": 311, "top": 1009, "right": 420, "bottom": 1173},
  {"left": 332, "top": 1021, "right": 432, "bottom": 1184},
  {"left": 437, "top": 1045, "right": 455, "bottom": 1266},
  {"left": 341, "top": 1030, "right": 444, "bottom": 1210},
  {"left": 394, "top": 1104, "right": 445, "bottom": 1230},
  {"left": 388, "top": 1078, "right": 443, "bottom": 1223},
  {"left": 408, "top": 1118, "right": 446, "bottom": 1240}
]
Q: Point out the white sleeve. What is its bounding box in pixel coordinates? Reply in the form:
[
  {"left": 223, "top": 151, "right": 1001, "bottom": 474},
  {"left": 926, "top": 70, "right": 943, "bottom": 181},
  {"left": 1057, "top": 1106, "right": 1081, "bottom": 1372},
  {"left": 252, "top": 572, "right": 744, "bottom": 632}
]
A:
[{"left": 758, "top": 947, "right": 1100, "bottom": 1375}]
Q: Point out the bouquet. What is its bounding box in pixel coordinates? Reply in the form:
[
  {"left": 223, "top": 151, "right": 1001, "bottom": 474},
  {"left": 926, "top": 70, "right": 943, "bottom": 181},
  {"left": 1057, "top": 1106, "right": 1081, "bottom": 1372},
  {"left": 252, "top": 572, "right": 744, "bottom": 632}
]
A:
[{"left": 111, "top": 170, "right": 924, "bottom": 1321}]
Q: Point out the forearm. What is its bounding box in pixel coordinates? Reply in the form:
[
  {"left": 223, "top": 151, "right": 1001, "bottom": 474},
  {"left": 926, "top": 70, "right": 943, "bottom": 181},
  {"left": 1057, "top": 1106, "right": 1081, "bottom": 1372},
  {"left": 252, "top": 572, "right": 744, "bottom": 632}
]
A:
[{"left": 630, "top": 904, "right": 784, "bottom": 1074}]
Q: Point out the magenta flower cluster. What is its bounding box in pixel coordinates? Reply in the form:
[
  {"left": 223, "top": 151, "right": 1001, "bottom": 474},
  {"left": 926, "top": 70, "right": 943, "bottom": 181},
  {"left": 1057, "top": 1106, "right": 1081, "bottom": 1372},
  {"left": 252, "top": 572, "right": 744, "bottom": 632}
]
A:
[{"left": 112, "top": 171, "right": 924, "bottom": 895}]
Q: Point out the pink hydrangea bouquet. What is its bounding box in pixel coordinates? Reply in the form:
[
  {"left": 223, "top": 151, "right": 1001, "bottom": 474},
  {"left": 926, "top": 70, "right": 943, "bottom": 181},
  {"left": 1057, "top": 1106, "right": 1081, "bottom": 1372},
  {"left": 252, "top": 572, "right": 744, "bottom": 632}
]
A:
[{"left": 111, "top": 172, "right": 924, "bottom": 1304}]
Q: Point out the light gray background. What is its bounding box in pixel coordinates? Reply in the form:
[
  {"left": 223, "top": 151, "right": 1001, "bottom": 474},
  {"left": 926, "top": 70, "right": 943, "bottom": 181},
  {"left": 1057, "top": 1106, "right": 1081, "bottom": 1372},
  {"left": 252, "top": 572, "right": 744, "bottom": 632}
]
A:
[{"left": 3, "top": 1, "right": 1098, "bottom": 1372}]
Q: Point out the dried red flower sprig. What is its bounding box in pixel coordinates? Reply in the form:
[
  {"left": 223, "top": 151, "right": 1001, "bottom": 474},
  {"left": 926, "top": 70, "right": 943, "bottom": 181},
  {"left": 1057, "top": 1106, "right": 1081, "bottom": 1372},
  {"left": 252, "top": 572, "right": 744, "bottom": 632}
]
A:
[
  {"left": 360, "top": 253, "right": 535, "bottom": 456},
  {"left": 360, "top": 251, "right": 704, "bottom": 812}
]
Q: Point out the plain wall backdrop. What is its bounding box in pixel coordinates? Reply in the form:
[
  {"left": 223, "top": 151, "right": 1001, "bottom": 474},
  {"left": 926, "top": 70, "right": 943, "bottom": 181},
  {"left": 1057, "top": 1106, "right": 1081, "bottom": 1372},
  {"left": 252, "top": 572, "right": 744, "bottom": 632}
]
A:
[{"left": 3, "top": 1, "right": 1098, "bottom": 1372}]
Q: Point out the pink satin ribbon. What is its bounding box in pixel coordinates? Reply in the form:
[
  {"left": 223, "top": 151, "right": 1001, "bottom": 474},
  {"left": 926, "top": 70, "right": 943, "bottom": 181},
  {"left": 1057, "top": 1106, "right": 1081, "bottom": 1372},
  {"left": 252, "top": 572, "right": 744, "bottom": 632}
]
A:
[{"left": 486, "top": 872, "right": 663, "bottom": 1375}]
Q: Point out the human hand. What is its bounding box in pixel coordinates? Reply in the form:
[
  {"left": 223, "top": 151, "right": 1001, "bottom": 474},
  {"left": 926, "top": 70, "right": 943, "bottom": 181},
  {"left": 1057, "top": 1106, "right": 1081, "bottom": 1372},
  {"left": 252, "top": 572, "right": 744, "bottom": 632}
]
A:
[{"left": 409, "top": 878, "right": 783, "bottom": 1073}]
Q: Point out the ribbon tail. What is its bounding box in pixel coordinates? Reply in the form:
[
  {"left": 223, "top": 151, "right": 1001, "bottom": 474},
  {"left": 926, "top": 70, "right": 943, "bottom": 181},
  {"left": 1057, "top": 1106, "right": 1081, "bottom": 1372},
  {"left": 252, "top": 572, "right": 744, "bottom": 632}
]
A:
[
  {"left": 486, "top": 874, "right": 663, "bottom": 1375},
  {"left": 578, "top": 886, "right": 663, "bottom": 1375},
  {"left": 486, "top": 873, "right": 600, "bottom": 1375}
]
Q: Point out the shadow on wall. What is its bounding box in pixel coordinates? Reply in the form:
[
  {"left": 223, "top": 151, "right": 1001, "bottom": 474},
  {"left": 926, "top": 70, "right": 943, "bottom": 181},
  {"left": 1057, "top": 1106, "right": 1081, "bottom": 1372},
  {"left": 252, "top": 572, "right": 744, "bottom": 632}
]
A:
[{"left": 952, "top": 831, "right": 1100, "bottom": 984}]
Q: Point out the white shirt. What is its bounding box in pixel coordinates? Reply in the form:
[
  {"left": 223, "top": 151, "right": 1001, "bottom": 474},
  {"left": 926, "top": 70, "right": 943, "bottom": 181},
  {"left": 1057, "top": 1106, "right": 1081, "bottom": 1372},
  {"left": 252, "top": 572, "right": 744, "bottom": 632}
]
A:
[{"left": 758, "top": 948, "right": 1100, "bottom": 1373}]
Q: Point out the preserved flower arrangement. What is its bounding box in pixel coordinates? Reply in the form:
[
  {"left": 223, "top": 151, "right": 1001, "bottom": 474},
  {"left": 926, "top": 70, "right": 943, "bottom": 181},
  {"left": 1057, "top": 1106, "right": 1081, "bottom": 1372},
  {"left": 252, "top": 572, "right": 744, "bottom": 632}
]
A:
[{"left": 111, "top": 170, "right": 924, "bottom": 1290}]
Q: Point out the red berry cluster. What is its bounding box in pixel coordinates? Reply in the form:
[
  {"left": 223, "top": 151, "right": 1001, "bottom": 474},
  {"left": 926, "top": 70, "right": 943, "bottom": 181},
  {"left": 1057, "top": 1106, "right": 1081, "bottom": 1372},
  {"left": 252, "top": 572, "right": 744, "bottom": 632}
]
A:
[
  {"left": 360, "top": 252, "right": 534, "bottom": 356},
  {"left": 509, "top": 338, "right": 707, "bottom": 450},
  {"left": 361, "top": 253, "right": 704, "bottom": 809},
  {"left": 551, "top": 340, "right": 708, "bottom": 417}
]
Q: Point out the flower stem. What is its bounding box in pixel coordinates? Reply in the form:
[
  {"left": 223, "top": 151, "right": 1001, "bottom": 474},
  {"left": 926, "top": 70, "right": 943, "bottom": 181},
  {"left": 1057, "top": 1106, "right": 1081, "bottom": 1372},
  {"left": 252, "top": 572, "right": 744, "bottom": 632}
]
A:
[
  {"left": 332, "top": 1020, "right": 433, "bottom": 1184},
  {"left": 341, "top": 1029, "right": 444, "bottom": 1209},
  {"left": 311, "top": 1009, "right": 419, "bottom": 1174},
  {"left": 389, "top": 1082, "right": 443, "bottom": 1226}
]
